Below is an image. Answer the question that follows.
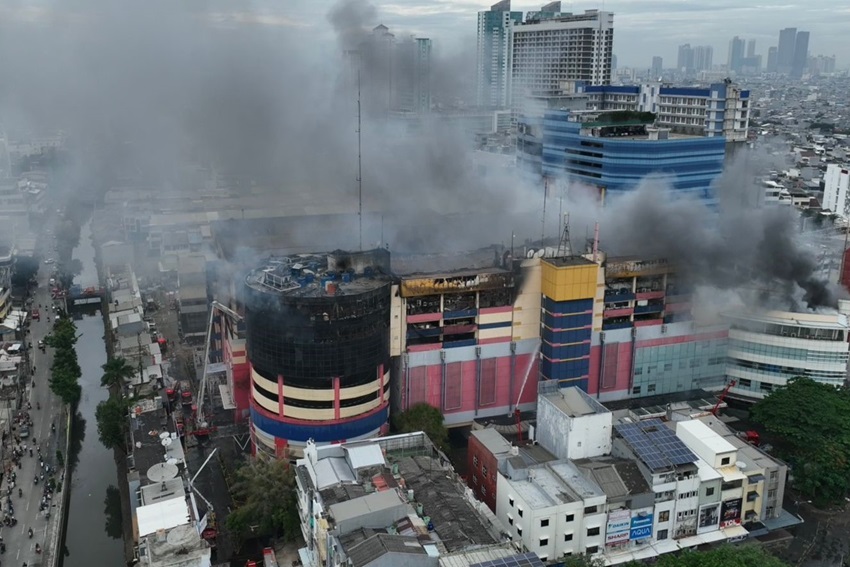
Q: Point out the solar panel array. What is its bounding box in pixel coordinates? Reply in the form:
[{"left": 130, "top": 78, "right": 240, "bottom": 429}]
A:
[
  {"left": 470, "top": 552, "right": 546, "bottom": 567},
  {"left": 615, "top": 418, "right": 697, "bottom": 471}
]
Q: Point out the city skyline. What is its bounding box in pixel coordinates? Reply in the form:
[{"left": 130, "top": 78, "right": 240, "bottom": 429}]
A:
[{"left": 0, "top": 0, "right": 843, "bottom": 69}]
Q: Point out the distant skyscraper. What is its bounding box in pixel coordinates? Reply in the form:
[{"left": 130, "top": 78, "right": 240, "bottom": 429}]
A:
[
  {"left": 694, "top": 45, "right": 713, "bottom": 72},
  {"left": 509, "top": 9, "right": 614, "bottom": 108},
  {"left": 777, "top": 27, "right": 797, "bottom": 73},
  {"left": 677, "top": 43, "right": 694, "bottom": 72},
  {"left": 728, "top": 36, "right": 745, "bottom": 73},
  {"left": 651, "top": 56, "right": 663, "bottom": 78},
  {"left": 693, "top": 45, "right": 713, "bottom": 72},
  {"left": 766, "top": 46, "right": 778, "bottom": 72},
  {"left": 393, "top": 36, "right": 432, "bottom": 113},
  {"left": 476, "top": 0, "right": 523, "bottom": 107},
  {"left": 746, "top": 39, "right": 756, "bottom": 58},
  {"left": 611, "top": 54, "right": 618, "bottom": 70},
  {"left": 791, "top": 31, "right": 809, "bottom": 79}
]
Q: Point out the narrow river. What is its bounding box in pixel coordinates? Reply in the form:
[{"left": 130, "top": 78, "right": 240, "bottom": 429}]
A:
[{"left": 61, "top": 220, "right": 125, "bottom": 566}]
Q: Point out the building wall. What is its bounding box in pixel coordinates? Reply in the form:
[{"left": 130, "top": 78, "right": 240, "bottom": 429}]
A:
[
  {"left": 823, "top": 164, "right": 850, "bottom": 218},
  {"left": 541, "top": 111, "right": 726, "bottom": 202},
  {"left": 725, "top": 317, "right": 850, "bottom": 400},
  {"left": 468, "top": 434, "right": 502, "bottom": 512},
  {"left": 477, "top": 5, "right": 523, "bottom": 107},
  {"left": 536, "top": 392, "right": 612, "bottom": 460},
  {"left": 496, "top": 474, "right": 607, "bottom": 561}
]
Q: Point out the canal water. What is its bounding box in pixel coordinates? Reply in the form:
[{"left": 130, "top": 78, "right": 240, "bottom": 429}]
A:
[{"left": 61, "top": 221, "right": 125, "bottom": 566}]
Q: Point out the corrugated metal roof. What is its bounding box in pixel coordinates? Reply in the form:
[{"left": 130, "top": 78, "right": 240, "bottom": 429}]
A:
[{"left": 344, "top": 443, "right": 386, "bottom": 471}]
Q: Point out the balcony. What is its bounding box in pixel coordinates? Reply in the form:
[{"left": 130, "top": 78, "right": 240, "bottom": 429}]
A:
[
  {"left": 444, "top": 308, "right": 477, "bottom": 320},
  {"left": 634, "top": 303, "right": 664, "bottom": 315},
  {"left": 635, "top": 290, "right": 665, "bottom": 301},
  {"left": 604, "top": 307, "right": 633, "bottom": 318},
  {"left": 604, "top": 290, "right": 635, "bottom": 302}
]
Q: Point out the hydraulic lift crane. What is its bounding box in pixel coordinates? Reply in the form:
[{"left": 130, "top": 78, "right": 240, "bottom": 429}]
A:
[{"left": 195, "top": 301, "right": 244, "bottom": 434}]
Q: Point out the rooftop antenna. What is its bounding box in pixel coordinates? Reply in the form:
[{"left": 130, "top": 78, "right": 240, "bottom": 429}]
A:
[
  {"left": 357, "top": 52, "right": 364, "bottom": 251},
  {"left": 557, "top": 213, "right": 572, "bottom": 257}
]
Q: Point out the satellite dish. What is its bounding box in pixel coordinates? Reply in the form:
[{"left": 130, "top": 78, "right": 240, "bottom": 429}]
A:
[
  {"left": 166, "top": 458, "right": 179, "bottom": 466},
  {"left": 161, "top": 437, "right": 173, "bottom": 447},
  {"left": 534, "top": 249, "right": 545, "bottom": 258},
  {"left": 159, "top": 431, "right": 170, "bottom": 440},
  {"left": 147, "top": 462, "right": 179, "bottom": 483},
  {"left": 736, "top": 461, "right": 747, "bottom": 470},
  {"left": 526, "top": 249, "right": 535, "bottom": 259}
]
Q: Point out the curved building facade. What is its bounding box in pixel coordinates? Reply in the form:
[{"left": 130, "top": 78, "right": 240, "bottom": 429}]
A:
[{"left": 244, "top": 250, "right": 392, "bottom": 459}]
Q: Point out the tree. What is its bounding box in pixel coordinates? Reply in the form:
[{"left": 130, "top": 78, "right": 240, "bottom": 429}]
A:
[
  {"left": 751, "top": 377, "right": 850, "bottom": 506},
  {"left": 95, "top": 397, "right": 130, "bottom": 452},
  {"left": 225, "top": 459, "right": 300, "bottom": 547},
  {"left": 393, "top": 403, "right": 449, "bottom": 451},
  {"left": 653, "top": 544, "right": 788, "bottom": 566},
  {"left": 101, "top": 357, "right": 136, "bottom": 388},
  {"left": 46, "top": 318, "right": 82, "bottom": 405}
]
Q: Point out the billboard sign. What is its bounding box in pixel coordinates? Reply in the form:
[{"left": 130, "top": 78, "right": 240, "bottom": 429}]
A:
[
  {"left": 697, "top": 503, "right": 721, "bottom": 534},
  {"left": 629, "top": 514, "right": 654, "bottom": 540},
  {"left": 720, "top": 498, "right": 743, "bottom": 528},
  {"left": 605, "top": 510, "right": 631, "bottom": 546}
]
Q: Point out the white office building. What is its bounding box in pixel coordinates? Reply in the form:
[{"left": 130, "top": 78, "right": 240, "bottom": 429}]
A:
[
  {"left": 477, "top": 0, "right": 523, "bottom": 107},
  {"left": 823, "top": 164, "right": 850, "bottom": 218},
  {"left": 725, "top": 309, "right": 850, "bottom": 400},
  {"left": 508, "top": 9, "right": 614, "bottom": 111}
]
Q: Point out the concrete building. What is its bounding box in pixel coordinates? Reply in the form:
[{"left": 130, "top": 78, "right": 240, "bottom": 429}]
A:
[
  {"left": 728, "top": 37, "right": 745, "bottom": 73},
  {"left": 177, "top": 254, "right": 209, "bottom": 340},
  {"left": 576, "top": 81, "right": 751, "bottom": 142},
  {"left": 294, "top": 433, "right": 500, "bottom": 567},
  {"left": 650, "top": 57, "right": 662, "bottom": 79},
  {"left": 536, "top": 384, "right": 612, "bottom": 460},
  {"left": 777, "top": 27, "right": 797, "bottom": 74},
  {"left": 677, "top": 45, "right": 693, "bottom": 73},
  {"left": 766, "top": 47, "right": 778, "bottom": 73},
  {"left": 693, "top": 46, "right": 713, "bottom": 73},
  {"left": 822, "top": 164, "right": 850, "bottom": 218},
  {"left": 791, "top": 31, "right": 809, "bottom": 79},
  {"left": 392, "top": 254, "right": 542, "bottom": 428},
  {"left": 245, "top": 250, "right": 393, "bottom": 459},
  {"left": 476, "top": 0, "right": 523, "bottom": 107},
  {"left": 496, "top": 458, "right": 608, "bottom": 562},
  {"left": 508, "top": 9, "right": 614, "bottom": 110},
  {"left": 539, "top": 109, "right": 726, "bottom": 203},
  {"left": 724, "top": 309, "right": 850, "bottom": 400}
]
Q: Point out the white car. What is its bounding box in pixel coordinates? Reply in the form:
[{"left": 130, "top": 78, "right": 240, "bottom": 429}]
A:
[
  {"left": 44, "top": 258, "right": 55, "bottom": 264},
  {"left": 54, "top": 315, "right": 60, "bottom": 322}
]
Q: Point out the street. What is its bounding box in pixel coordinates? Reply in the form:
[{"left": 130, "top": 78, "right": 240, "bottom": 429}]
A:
[{"left": 1, "top": 230, "right": 65, "bottom": 565}]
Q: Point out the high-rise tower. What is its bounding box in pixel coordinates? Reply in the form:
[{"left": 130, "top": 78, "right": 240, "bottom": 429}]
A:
[{"left": 476, "top": 0, "right": 523, "bottom": 107}]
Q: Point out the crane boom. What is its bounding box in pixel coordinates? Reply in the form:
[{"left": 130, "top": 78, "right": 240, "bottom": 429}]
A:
[{"left": 197, "top": 301, "right": 244, "bottom": 427}]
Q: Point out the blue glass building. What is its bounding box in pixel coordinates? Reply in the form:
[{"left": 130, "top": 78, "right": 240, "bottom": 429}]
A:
[{"left": 540, "top": 110, "right": 726, "bottom": 202}]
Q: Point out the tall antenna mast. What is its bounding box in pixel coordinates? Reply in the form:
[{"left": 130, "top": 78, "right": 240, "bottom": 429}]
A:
[
  {"left": 557, "top": 212, "right": 572, "bottom": 257},
  {"left": 357, "top": 53, "right": 364, "bottom": 251}
]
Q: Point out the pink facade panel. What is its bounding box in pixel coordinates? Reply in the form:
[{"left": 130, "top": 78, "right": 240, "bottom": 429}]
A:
[
  {"left": 408, "top": 343, "right": 443, "bottom": 353},
  {"left": 589, "top": 343, "right": 633, "bottom": 396},
  {"left": 604, "top": 307, "right": 634, "bottom": 318},
  {"left": 637, "top": 330, "right": 728, "bottom": 349},
  {"left": 479, "top": 306, "right": 513, "bottom": 315},
  {"left": 634, "top": 319, "right": 663, "bottom": 327},
  {"left": 636, "top": 290, "right": 665, "bottom": 301},
  {"left": 665, "top": 302, "right": 692, "bottom": 314},
  {"left": 407, "top": 312, "right": 443, "bottom": 324}
]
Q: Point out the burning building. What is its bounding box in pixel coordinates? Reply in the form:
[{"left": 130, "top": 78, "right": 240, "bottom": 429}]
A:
[{"left": 243, "top": 249, "right": 393, "bottom": 459}]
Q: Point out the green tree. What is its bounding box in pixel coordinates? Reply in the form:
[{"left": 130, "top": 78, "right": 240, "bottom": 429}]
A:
[
  {"left": 101, "top": 357, "right": 136, "bottom": 388},
  {"left": 751, "top": 377, "right": 850, "bottom": 506},
  {"left": 393, "top": 403, "right": 449, "bottom": 451},
  {"left": 95, "top": 397, "right": 130, "bottom": 452},
  {"left": 653, "top": 544, "right": 788, "bottom": 566},
  {"left": 225, "top": 459, "right": 300, "bottom": 548},
  {"left": 45, "top": 318, "right": 83, "bottom": 405}
]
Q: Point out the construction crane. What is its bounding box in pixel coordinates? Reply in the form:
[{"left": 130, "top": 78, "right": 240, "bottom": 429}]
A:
[
  {"left": 711, "top": 379, "right": 737, "bottom": 416},
  {"left": 196, "top": 301, "right": 244, "bottom": 431}
]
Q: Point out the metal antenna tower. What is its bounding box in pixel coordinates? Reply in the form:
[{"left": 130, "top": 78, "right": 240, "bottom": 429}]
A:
[
  {"left": 356, "top": 57, "right": 364, "bottom": 251},
  {"left": 557, "top": 212, "right": 572, "bottom": 257}
]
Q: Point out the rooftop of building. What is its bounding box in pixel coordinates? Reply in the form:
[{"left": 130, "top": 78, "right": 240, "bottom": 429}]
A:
[
  {"left": 676, "top": 419, "right": 737, "bottom": 455},
  {"left": 614, "top": 418, "right": 698, "bottom": 472},
  {"left": 602, "top": 388, "right": 720, "bottom": 419},
  {"left": 573, "top": 456, "right": 651, "bottom": 500},
  {"left": 299, "top": 434, "right": 497, "bottom": 553},
  {"left": 245, "top": 249, "right": 392, "bottom": 299},
  {"left": 346, "top": 533, "right": 431, "bottom": 567},
  {"left": 471, "top": 428, "right": 514, "bottom": 456},
  {"left": 129, "top": 400, "right": 185, "bottom": 484},
  {"left": 441, "top": 548, "right": 545, "bottom": 567},
  {"left": 505, "top": 460, "right": 605, "bottom": 507},
  {"left": 699, "top": 416, "right": 786, "bottom": 472},
  {"left": 541, "top": 386, "right": 609, "bottom": 418},
  {"left": 542, "top": 255, "right": 596, "bottom": 268},
  {"left": 725, "top": 308, "right": 849, "bottom": 330},
  {"left": 141, "top": 523, "right": 211, "bottom": 567}
]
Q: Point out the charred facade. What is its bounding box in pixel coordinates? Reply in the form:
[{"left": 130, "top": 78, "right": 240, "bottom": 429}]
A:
[{"left": 244, "top": 249, "right": 392, "bottom": 459}]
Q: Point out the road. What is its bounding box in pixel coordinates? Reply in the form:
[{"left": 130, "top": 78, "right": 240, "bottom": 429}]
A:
[{"left": 1, "top": 229, "right": 64, "bottom": 565}]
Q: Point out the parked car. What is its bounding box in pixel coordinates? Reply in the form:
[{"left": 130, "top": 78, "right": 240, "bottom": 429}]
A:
[
  {"left": 32, "top": 309, "right": 40, "bottom": 321},
  {"left": 43, "top": 258, "right": 54, "bottom": 264}
]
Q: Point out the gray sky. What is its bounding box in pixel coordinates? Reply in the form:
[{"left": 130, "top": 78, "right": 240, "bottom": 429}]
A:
[{"left": 0, "top": 0, "right": 841, "bottom": 68}]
